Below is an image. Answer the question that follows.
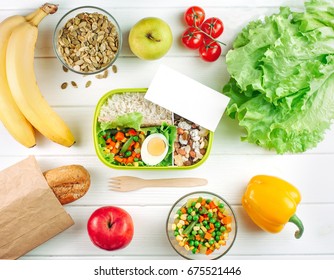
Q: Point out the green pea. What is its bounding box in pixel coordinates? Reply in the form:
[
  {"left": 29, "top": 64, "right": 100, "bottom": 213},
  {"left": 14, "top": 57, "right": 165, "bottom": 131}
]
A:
[
  {"left": 218, "top": 203, "right": 225, "bottom": 208},
  {"left": 208, "top": 212, "right": 213, "bottom": 218},
  {"left": 220, "top": 226, "right": 226, "bottom": 232},
  {"left": 191, "top": 201, "right": 196, "bottom": 207},
  {"left": 189, "top": 240, "right": 194, "bottom": 246},
  {"left": 209, "top": 239, "right": 215, "bottom": 245},
  {"left": 216, "top": 231, "right": 222, "bottom": 236},
  {"left": 191, "top": 230, "right": 197, "bottom": 236},
  {"left": 215, "top": 222, "right": 221, "bottom": 228},
  {"left": 192, "top": 248, "right": 197, "bottom": 254},
  {"left": 194, "top": 241, "right": 199, "bottom": 247},
  {"left": 206, "top": 225, "right": 210, "bottom": 230},
  {"left": 209, "top": 218, "right": 216, "bottom": 224},
  {"left": 215, "top": 235, "right": 220, "bottom": 241},
  {"left": 187, "top": 207, "right": 193, "bottom": 214},
  {"left": 202, "top": 220, "right": 208, "bottom": 226},
  {"left": 187, "top": 215, "right": 193, "bottom": 221},
  {"left": 174, "top": 230, "right": 179, "bottom": 236},
  {"left": 192, "top": 215, "right": 199, "bottom": 221},
  {"left": 211, "top": 231, "right": 216, "bottom": 237},
  {"left": 133, "top": 136, "right": 139, "bottom": 142},
  {"left": 134, "top": 157, "right": 139, "bottom": 162},
  {"left": 206, "top": 199, "right": 211, "bottom": 204},
  {"left": 125, "top": 150, "right": 132, "bottom": 157},
  {"left": 198, "top": 229, "right": 204, "bottom": 235}
]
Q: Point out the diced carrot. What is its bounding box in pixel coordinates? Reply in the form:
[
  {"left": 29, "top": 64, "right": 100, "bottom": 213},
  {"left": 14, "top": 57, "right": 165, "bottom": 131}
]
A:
[
  {"left": 126, "top": 157, "right": 134, "bottom": 164},
  {"left": 206, "top": 249, "right": 213, "bottom": 255},
  {"left": 217, "top": 211, "right": 224, "bottom": 219},
  {"left": 195, "top": 235, "right": 201, "bottom": 241},
  {"left": 114, "top": 156, "right": 123, "bottom": 163},
  {"left": 134, "top": 142, "right": 140, "bottom": 149},
  {"left": 208, "top": 228, "right": 215, "bottom": 233},
  {"left": 198, "top": 215, "right": 204, "bottom": 222},
  {"left": 209, "top": 201, "right": 216, "bottom": 209},
  {"left": 111, "top": 147, "right": 118, "bottom": 154},
  {"left": 222, "top": 216, "right": 232, "bottom": 225},
  {"left": 209, "top": 223, "right": 214, "bottom": 229},
  {"left": 201, "top": 200, "right": 206, "bottom": 206},
  {"left": 204, "top": 232, "right": 212, "bottom": 240},
  {"left": 115, "top": 132, "right": 125, "bottom": 141},
  {"left": 181, "top": 207, "right": 187, "bottom": 214},
  {"left": 106, "top": 138, "right": 112, "bottom": 144}
]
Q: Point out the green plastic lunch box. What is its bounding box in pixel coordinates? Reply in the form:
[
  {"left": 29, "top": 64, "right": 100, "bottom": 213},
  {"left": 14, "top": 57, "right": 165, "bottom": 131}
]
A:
[{"left": 93, "top": 88, "right": 213, "bottom": 170}]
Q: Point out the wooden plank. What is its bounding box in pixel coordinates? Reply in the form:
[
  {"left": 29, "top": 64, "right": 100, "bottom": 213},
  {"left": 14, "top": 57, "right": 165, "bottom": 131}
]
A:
[
  {"left": 0, "top": 154, "right": 333, "bottom": 204},
  {"left": 0, "top": 0, "right": 305, "bottom": 10},
  {"left": 20, "top": 204, "right": 334, "bottom": 258}
]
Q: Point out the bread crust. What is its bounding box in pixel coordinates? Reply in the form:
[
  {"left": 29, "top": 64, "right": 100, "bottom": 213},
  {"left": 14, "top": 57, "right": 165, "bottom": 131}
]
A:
[{"left": 43, "top": 165, "right": 90, "bottom": 205}]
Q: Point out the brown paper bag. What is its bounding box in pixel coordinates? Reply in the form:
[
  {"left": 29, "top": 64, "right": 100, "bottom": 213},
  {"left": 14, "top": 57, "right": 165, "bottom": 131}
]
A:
[{"left": 0, "top": 156, "right": 74, "bottom": 259}]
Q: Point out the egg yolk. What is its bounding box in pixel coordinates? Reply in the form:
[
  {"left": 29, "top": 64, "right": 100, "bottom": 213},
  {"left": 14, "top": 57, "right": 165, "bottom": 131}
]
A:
[{"left": 147, "top": 137, "right": 166, "bottom": 156}]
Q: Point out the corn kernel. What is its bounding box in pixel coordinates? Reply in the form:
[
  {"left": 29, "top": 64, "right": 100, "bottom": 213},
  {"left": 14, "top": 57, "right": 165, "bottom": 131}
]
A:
[
  {"left": 201, "top": 225, "right": 207, "bottom": 232},
  {"left": 215, "top": 243, "right": 221, "bottom": 249},
  {"left": 177, "top": 222, "right": 183, "bottom": 229},
  {"left": 180, "top": 214, "right": 187, "bottom": 220},
  {"left": 219, "top": 240, "right": 226, "bottom": 246},
  {"left": 176, "top": 235, "right": 183, "bottom": 242},
  {"left": 195, "top": 202, "right": 201, "bottom": 209},
  {"left": 205, "top": 242, "right": 210, "bottom": 248},
  {"left": 179, "top": 241, "right": 185, "bottom": 247},
  {"left": 171, "top": 224, "right": 176, "bottom": 231},
  {"left": 193, "top": 226, "right": 200, "bottom": 231},
  {"left": 184, "top": 245, "right": 190, "bottom": 251}
]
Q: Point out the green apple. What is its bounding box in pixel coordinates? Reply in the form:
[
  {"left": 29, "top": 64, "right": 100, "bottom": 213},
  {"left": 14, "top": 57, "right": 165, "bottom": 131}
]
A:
[{"left": 128, "top": 17, "right": 173, "bottom": 60}]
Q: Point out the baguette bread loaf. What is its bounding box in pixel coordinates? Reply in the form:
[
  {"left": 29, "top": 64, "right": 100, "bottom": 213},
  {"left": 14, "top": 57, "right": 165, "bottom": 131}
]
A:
[{"left": 43, "top": 165, "right": 90, "bottom": 205}]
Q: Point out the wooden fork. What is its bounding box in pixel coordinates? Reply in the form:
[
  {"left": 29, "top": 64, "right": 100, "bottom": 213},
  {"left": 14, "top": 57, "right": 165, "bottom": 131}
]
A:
[{"left": 109, "top": 176, "right": 208, "bottom": 192}]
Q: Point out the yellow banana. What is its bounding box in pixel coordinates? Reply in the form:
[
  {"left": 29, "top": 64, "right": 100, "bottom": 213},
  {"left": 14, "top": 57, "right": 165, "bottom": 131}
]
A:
[
  {"left": 6, "top": 3, "right": 76, "bottom": 147},
  {"left": 0, "top": 14, "right": 36, "bottom": 148}
]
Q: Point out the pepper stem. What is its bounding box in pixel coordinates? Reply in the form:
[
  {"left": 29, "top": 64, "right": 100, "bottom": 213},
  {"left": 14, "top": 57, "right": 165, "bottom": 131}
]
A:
[{"left": 289, "top": 214, "right": 304, "bottom": 239}]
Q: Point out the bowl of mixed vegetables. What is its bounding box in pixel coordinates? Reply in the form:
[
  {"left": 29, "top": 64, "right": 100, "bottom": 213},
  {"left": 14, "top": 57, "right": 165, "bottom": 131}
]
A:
[{"left": 166, "top": 191, "right": 237, "bottom": 259}]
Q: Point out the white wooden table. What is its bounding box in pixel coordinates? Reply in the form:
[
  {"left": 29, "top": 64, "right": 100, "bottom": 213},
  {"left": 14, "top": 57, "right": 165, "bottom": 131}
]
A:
[{"left": 1, "top": 0, "right": 333, "bottom": 260}]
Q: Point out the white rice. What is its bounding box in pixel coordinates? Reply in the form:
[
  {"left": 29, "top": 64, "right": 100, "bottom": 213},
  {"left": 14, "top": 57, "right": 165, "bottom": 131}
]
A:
[{"left": 98, "top": 92, "right": 173, "bottom": 126}]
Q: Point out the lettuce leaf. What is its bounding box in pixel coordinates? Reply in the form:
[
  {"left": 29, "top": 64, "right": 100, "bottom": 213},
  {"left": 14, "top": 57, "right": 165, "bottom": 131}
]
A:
[
  {"left": 223, "top": 0, "right": 334, "bottom": 153},
  {"left": 99, "top": 112, "right": 143, "bottom": 131}
]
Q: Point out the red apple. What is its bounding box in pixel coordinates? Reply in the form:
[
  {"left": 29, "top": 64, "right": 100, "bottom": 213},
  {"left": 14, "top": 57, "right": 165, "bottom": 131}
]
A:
[{"left": 87, "top": 206, "right": 134, "bottom": 251}]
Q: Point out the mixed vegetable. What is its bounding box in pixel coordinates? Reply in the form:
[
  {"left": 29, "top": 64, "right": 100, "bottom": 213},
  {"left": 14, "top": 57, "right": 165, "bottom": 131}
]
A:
[
  {"left": 99, "top": 128, "right": 145, "bottom": 166},
  {"left": 172, "top": 196, "right": 232, "bottom": 255}
]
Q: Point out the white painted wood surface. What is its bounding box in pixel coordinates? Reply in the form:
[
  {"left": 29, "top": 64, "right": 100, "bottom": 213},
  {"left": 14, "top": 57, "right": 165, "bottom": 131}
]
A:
[{"left": 0, "top": 0, "right": 333, "bottom": 260}]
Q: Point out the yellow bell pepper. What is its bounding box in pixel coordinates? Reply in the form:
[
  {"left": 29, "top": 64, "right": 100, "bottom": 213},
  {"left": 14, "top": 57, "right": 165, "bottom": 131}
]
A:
[{"left": 242, "top": 175, "right": 304, "bottom": 239}]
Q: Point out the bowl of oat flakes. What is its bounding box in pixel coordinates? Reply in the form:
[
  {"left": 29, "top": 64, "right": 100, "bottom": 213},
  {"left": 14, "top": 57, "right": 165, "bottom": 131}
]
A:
[{"left": 53, "top": 6, "right": 122, "bottom": 75}]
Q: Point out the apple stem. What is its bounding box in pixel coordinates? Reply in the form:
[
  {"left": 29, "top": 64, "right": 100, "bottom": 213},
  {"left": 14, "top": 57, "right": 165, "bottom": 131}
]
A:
[
  {"left": 146, "top": 33, "right": 161, "bottom": 42},
  {"left": 107, "top": 220, "right": 114, "bottom": 229}
]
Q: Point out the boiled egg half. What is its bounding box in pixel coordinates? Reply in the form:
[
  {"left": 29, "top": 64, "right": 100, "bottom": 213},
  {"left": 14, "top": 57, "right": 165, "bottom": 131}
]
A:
[{"left": 141, "top": 133, "right": 169, "bottom": 165}]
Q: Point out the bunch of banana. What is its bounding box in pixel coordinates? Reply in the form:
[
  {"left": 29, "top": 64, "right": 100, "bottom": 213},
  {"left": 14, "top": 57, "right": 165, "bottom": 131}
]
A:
[{"left": 0, "top": 3, "right": 75, "bottom": 148}]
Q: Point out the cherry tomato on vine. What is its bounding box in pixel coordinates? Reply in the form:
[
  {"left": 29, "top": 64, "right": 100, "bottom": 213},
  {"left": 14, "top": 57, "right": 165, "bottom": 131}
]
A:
[
  {"left": 184, "top": 6, "right": 205, "bottom": 27},
  {"left": 181, "top": 27, "right": 205, "bottom": 49},
  {"left": 199, "top": 38, "right": 222, "bottom": 62},
  {"left": 201, "top": 17, "right": 224, "bottom": 38}
]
